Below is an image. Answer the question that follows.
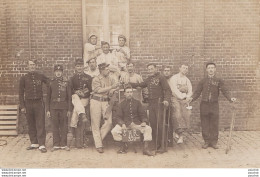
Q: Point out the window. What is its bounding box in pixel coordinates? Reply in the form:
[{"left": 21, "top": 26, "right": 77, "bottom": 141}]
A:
[{"left": 82, "top": 0, "right": 129, "bottom": 49}]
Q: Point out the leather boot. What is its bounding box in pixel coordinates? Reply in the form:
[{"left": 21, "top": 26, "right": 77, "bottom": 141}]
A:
[
  {"left": 75, "top": 118, "right": 84, "bottom": 148},
  {"left": 143, "top": 141, "right": 154, "bottom": 156}
]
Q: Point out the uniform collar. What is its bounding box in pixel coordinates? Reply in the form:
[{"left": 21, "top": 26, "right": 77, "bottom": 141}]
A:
[
  {"left": 207, "top": 75, "right": 215, "bottom": 79},
  {"left": 55, "top": 77, "right": 63, "bottom": 81}
]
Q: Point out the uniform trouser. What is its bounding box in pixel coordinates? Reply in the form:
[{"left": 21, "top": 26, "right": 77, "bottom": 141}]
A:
[
  {"left": 70, "top": 94, "right": 88, "bottom": 128},
  {"left": 50, "top": 109, "right": 68, "bottom": 147},
  {"left": 200, "top": 101, "right": 219, "bottom": 145},
  {"left": 171, "top": 97, "right": 191, "bottom": 134},
  {"left": 25, "top": 99, "right": 46, "bottom": 146},
  {"left": 90, "top": 99, "right": 112, "bottom": 148},
  {"left": 111, "top": 123, "right": 152, "bottom": 141},
  {"left": 148, "top": 99, "right": 164, "bottom": 148}
]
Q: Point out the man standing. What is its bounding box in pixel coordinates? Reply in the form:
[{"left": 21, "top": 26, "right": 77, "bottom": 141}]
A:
[
  {"left": 169, "top": 64, "right": 192, "bottom": 144},
  {"left": 90, "top": 63, "right": 119, "bottom": 153},
  {"left": 46, "top": 65, "right": 71, "bottom": 152},
  {"left": 191, "top": 62, "right": 236, "bottom": 149},
  {"left": 113, "top": 35, "right": 131, "bottom": 71},
  {"left": 85, "top": 57, "right": 100, "bottom": 78},
  {"left": 83, "top": 34, "right": 102, "bottom": 67},
  {"left": 130, "top": 64, "right": 171, "bottom": 153},
  {"left": 19, "top": 59, "right": 49, "bottom": 153},
  {"left": 111, "top": 85, "right": 153, "bottom": 156},
  {"left": 70, "top": 59, "right": 92, "bottom": 148}
]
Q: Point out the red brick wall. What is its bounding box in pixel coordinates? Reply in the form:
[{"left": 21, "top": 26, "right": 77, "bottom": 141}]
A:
[
  {"left": 129, "top": 0, "right": 260, "bottom": 131},
  {"left": 0, "top": 0, "right": 259, "bottom": 131}
]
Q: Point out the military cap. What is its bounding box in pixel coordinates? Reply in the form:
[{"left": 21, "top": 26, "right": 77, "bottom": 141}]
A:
[
  {"left": 98, "top": 63, "right": 110, "bottom": 70},
  {"left": 54, "top": 64, "right": 63, "bottom": 71},
  {"left": 206, "top": 62, "right": 216, "bottom": 68},
  {"left": 75, "top": 59, "right": 84, "bottom": 65}
]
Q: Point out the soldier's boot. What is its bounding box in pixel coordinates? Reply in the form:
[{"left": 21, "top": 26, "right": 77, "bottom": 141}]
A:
[
  {"left": 143, "top": 141, "right": 154, "bottom": 156},
  {"left": 117, "top": 142, "right": 128, "bottom": 154},
  {"left": 75, "top": 118, "right": 84, "bottom": 148},
  {"left": 79, "top": 113, "right": 91, "bottom": 129}
]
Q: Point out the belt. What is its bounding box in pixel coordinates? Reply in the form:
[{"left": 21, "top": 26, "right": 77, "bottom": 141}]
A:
[
  {"left": 52, "top": 98, "right": 66, "bottom": 102},
  {"left": 92, "top": 95, "right": 109, "bottom": 102}
]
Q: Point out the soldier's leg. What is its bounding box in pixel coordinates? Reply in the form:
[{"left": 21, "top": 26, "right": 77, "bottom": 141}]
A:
[
  {"left": 148, "top": 102, "right": 157, "bottom": 149},
  {"left": 25, "top": 100, "right": 38, "bottom": 146},
  {"left": 60, "top": 109, "right": 68, "bottom": 147},
  {"left": 172, "top": 98, "right": 183, "bottom": 136},
  {"left": 209, "top": 102, "right": 219, "bottom": 147},
  {"left": 50, "top": 109, "right": 60, "bottom": 147},
  {"left": 34, "top": 99, "right": 46, "bottom": 147},
  {"left": 133, "top": 124, "right": 152, "bottom": 142},
  {"left": 90, "top": 99, "right": 103, "bottom": 148},
  {"left": 200, "top": 102, "right": 210, "bottom": 145},
  {"left": 100, "top": 101, "right": 113, "bottom": 140}
]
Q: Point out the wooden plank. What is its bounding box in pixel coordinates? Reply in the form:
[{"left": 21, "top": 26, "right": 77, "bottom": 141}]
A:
[
  {"left": 0, "top": 125, "right": 17, "bottom": 129},
  {"left": 0, "top": 105, "right": 18, "bottom": 109},
  {"left": 0, "top": 111, "right": 18, "bottom": 114},
  {"left": 0, "top": 130, "right": 18, "bottom": 136},
  {"left": 0, "top": 116, "right": 17, "bottom": 120},
  {"left": 0, "top": 120, "right": 17, "bottom": 125}
]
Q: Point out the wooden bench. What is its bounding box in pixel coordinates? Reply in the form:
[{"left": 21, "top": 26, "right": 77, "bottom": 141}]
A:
[{"left": 0, "top": 105, "right": 19, "bottom": 136}]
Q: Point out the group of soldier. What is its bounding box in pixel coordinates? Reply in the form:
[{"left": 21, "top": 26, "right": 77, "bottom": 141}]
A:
[{"left": 19, "top": 34, "right": 236, "bottom": 156}]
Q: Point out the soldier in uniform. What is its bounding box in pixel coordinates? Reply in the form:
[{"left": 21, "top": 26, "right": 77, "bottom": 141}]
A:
[
  {"left": 111, "top": 85, "right": 153, "bottom": 156},
  {"left": 90, "top": 63, "right": 120, "bottom": 153},
  {"left": 70, "top": 59, "right": 92, "bottom": 148},
  {"left": 130, "top": 63, "right": 172, "bottom": 153},
  {"left": 19, "top": 59, "right": 49, "bottom": 153},
  {"left": 46, "top": 65, "right": 71, "bottom": 152},
  {"left": 191, "top": 62, "right": 236, "bottom": 149}
]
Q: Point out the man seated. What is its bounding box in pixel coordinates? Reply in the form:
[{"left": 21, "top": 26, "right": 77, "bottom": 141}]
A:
[{"left": 111, "top": 85, "right": 154, "bottom": 156}]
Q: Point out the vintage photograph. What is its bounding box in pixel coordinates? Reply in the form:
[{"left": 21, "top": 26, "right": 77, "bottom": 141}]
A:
[{"left": 0, "top": 0, "right": 259, "bottom": 172}]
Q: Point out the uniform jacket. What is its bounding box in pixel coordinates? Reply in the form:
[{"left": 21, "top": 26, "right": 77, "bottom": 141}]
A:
[
  {"left": 116, "top": 98, "right": 148, "bottom": 127},
  {"left": 19, "top": 72, "right": 49, "bottom": 109},
  {"left": 130, "top": 72, "right": 171, "bottom": 102},
  {"left": 70, "top": 72, "right": 92, "bottom": 98},
  {"left": 46, "top": 77, "right": 72, "bottom": 111},
  {"left": 192, "top": 75, "right": 231, "bottom": 103}
]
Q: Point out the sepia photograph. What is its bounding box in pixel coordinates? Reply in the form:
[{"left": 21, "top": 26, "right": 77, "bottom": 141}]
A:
[{"left": 0, "top": 0, "right": 259, "bottom": 176}]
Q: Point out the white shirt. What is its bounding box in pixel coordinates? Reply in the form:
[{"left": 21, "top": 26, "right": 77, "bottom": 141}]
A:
[
  {"left": 96, "top": 52, "right": 119, "bottom": 72},
  {"left": 84, "top": 68, "right": 100, "bottom": 78},
  {"left": 169, "top": 73, "right": 192, "bottom": 99},
  {"left": 113, "top": 46, "right": 131, "bottom": 69}
]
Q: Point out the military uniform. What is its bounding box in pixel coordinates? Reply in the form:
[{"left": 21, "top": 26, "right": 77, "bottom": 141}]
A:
[
  {"left": 130, "top": 72, "right": 172, "bottom": 150},
  {"left": 70, "top": 59, "right": 92, "bottom": 148},
  {"left": 19, "top": 71, "right": 49, "bottom": 151},
  {"left": 192, "top": 75, "right": 232, "bottom": 146},
  {"left": 111, "top": 98, "right": 152, "bottom": 142},
  {"left": 46, "top": 65, "right": 71, "bottom": 149}
]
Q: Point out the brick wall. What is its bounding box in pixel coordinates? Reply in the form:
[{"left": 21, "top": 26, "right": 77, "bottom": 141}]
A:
[{"left": 0, "top": 0, "right": 259, "bottom": 132}]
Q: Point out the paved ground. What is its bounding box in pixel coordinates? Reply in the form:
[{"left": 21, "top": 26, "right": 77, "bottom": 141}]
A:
[{"left": 0, "top": 131, "right": 259, "bottom": 168}]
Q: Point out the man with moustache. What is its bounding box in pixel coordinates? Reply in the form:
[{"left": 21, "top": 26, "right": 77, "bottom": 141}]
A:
[
  {"left": 130, "top": 63, "right": 171, "bottom": 153},
  {"left": 19, "top": 59, "right": 49, "bottom": 153},
  {"left": 169, "top": 64, "right": 192, "bottom": 144},
  {"left": 70, "top": 59, "right": 92, "bottom": 148},
  {"left": 190, "top": 62, "right": 236, "bottom": 149}
]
